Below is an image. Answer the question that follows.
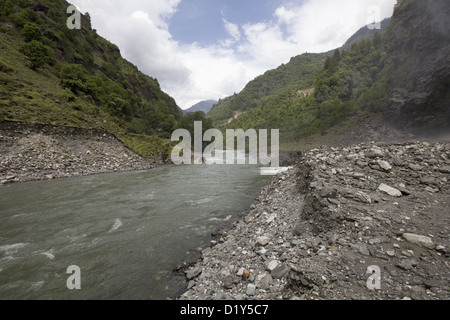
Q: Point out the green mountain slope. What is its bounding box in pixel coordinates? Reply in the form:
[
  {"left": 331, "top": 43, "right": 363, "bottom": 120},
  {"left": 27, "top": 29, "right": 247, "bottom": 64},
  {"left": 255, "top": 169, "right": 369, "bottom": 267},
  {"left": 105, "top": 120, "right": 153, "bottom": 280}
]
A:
[
  {"left": 211, "top": 0, "right": 449, "bottom": 148},
  {"left": 208, "top": 20, "right": 391, "bottom": 142},
  {"left": 208, "top": 52, "right": 329, "bottom": 130},
  {"left": 0, "top": 0, "right": 182, "bottom": 157}
]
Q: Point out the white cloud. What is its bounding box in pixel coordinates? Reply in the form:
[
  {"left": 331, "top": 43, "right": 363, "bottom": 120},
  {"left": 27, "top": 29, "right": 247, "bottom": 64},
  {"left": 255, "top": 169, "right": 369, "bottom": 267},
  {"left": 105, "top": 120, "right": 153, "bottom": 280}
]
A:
[
  {"left": 69, "top": 0, "right": 396, "bottom": 109},
  {"left": 223, "top": 19, "right": 241, "bottom": 42}
]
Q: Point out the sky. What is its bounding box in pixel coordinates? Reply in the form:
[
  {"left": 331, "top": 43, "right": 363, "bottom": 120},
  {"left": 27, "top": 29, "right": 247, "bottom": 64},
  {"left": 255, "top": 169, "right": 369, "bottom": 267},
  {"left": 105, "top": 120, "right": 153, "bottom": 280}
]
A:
[{"left": 70, "top": 0, "right": 397, "bottom": 110}]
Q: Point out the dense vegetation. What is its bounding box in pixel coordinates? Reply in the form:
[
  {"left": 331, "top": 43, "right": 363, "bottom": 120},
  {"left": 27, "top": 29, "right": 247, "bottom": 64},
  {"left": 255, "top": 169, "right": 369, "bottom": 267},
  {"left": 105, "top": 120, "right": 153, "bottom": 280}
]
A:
[
  {"left": 208, "top": 53, "right": 328, "bottom": 128},
  {"left": 210, "top": 17, "right": 393, "bottom": 146},
  {"left": 0, "top": 0, "right": 197, "bottom": 157}
]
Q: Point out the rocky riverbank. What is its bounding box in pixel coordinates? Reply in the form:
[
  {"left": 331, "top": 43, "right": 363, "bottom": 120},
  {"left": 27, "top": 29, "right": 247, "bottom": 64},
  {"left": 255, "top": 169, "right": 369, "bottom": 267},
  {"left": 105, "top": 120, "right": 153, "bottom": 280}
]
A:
[
  {"left": 179, "top": 140, "right": 450, "bottom": 300},
  {"left": 0, "top": 121, "right": 163, "bottom": 184}
]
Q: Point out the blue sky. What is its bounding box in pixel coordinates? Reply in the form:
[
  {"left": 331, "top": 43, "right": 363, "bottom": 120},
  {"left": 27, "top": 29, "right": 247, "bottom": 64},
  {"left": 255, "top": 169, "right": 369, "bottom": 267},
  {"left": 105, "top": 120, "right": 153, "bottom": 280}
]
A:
[
  {"left": 169, "top": 0, "right": 285, "bottom": 46},
  {"left": 71, "top": 0, "right": 396, "bottom": 109}
]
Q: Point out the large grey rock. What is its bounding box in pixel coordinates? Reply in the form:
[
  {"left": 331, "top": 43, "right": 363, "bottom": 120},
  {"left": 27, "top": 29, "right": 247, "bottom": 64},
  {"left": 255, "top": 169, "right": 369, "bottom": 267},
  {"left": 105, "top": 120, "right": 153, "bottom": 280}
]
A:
[
  {"left": 265, "top": 259, "right": 279, "bottom": 271},
  {"left": 377, "top": 160, "right": 392, "bottom": 171},
  {"left": 246, "top": 284, "right": 256, "bottom": 296},
  {"left": 271, "top": 264, "right": 290, "bottom": 279},
  {"left": 396, "top": 259, "right": 418, "bottom": 270},
  {"left": 403, "top": 233, "right": 436, "bottom": 249},
  {"left": 378, "top": 183, "right": 402, "bottom": 197},
  {"left": 255, "top": 236, "right": 271, "bottom": 246},
  {"left": 257, "top": 274, "right": 273, "bottom": 290},
  {"left": 420, "top": 177, "right": 438, "bottom": 186},
  {"left": 186, "top": 267, "right": 202, "bottom": 280}
]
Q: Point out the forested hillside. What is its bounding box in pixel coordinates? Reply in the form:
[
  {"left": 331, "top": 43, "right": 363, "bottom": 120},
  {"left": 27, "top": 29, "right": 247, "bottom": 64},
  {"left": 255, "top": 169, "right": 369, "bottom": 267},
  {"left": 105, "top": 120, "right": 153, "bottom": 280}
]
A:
[
  {"left": 0, "top": 0, "right": 183, "bottom": 157},
  {"left": 210, "top": 0, "right": 449, "bottom": 147}
]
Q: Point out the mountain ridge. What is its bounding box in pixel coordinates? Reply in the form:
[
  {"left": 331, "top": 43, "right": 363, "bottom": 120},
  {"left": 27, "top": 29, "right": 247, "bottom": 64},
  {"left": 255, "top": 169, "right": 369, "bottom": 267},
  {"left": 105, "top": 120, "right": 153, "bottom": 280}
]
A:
[
  {"left": 0, "top": 0, "right": 182, "bottom": 157},
  {"left": 183, "top": 99, "right": 217, "bottom": 115}
]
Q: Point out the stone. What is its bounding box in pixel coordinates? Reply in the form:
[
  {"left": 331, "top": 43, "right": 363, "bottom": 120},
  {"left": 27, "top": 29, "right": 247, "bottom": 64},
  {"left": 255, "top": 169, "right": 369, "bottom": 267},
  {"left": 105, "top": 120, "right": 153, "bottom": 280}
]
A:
[
  {"left": 271, "top": 264, "right": 290, "bottom": 279},
  {"left": 369, "top": 238, "right": 381, "bottom": 245},
  {"left": 351, "top": 243, "right": 370, "bottom": 256},
  {"left": 392, "top": 156, "right": 403, "bottom": 166},
  {"left": 342, "top": 253, "right": 360, "bottom": 265},
  {"left": 242, "top": 269, "right": 250, "bottom": 280},
  {"left": 258, "top": 275, "right": 273, "bottom": 290},
  {"left": 386, "top": 250, "right": 396, "bottom": 257},
  {"left": 367, "top": 147, "right": 384, "bottom": 158},
  {"left": 223, "top": 275, "right": 234, "bottom": 289},
  {"left": 246, "top": 284, "right": 256, "bottom": 296},
  {"left": 408, "top": 163, "right": 422, "bottom": 171},
  {"left": 403, "top": 233, "right": 436, "bottom": 249},
  {"left": 420, "top": 177, "right": 438, "bottom": 186},
  {"left": 423, "top": 279, "right": 449, "bottom": 290},
  {"left": 187, "top": 280, "right": 195, "bottom": 289},
  {"left": 437, "top": 166, "right": 450, "bottom": 174},
  {"left": 377, "top": 160, "right": 392, "bottom": 171},
  {"left": 398, "top": 188, "right": 412, "bottom": 196},
  {"left": 186, "top": 267, "right": 202, "bottom": 280},
  {"left": 378, "top": 183, "right": 402, "bottom": 197},
  {"left": 354, "top": 191, "right": 372, "bottom": 203},
  {"left": 265, "top": 259, "right": 279, "bottom": 271},
  {"left": 424, "top": 186, "right": 439, "bottom": 193},
  {"left": 256, "top": 236, "right": 271, "bottom": 246},
  {"left": 320, "top": 186, "right": 337, "bottom": 198},
  {"left": 266, "top": 214, "right": 276, "bottom": 224},
  {"left": 396, "top": 259, "right": 417, "bottom": 270}
]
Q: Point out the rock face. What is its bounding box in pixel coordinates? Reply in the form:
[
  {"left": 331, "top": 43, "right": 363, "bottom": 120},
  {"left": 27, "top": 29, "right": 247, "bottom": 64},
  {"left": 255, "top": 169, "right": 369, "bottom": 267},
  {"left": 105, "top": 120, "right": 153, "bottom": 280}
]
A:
[
  {"left": 0, "top": 121, "right": 163, "bottom": 183},
  {"left": 385, "top": 0, "right": 450, "bottom": 132},
  {"left": 179, "top": 141, "right": 449, "bottom": 300}
]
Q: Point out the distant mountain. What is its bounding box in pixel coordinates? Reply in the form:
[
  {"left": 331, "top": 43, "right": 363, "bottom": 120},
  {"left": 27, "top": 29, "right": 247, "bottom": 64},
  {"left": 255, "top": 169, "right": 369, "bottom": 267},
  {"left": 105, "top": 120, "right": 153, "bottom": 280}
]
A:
[
  {"left": 183, "top": 100, "right": 217, "bottom": 115},
  {"left": 344, "top": 18, "right": 391, "bottom": 47}
]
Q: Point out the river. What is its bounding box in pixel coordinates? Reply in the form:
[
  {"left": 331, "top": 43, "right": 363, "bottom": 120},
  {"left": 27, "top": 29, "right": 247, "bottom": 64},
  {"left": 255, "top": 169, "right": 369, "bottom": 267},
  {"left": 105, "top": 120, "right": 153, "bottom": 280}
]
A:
[{"left": 0, "top": 163, "right": 269, "bottom": 299}]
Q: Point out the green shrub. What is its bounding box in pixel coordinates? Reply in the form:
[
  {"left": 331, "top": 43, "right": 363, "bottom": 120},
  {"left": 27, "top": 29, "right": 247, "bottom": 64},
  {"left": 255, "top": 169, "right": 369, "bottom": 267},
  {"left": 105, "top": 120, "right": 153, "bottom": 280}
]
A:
[
  {"left": 22, "top": 23, "right": 42, "bottom": 42},
  {"left": 0, "top": 0, "right": 12, "bottom": 17},
  {"left": 9, "top": 13, "right": 26, "bottom": 27},
  {"left": 19, "top": 40, "right": 54, "bottom": 69},
  {"left": 59, "top": 63, "right": 88, "bottom": 93}
]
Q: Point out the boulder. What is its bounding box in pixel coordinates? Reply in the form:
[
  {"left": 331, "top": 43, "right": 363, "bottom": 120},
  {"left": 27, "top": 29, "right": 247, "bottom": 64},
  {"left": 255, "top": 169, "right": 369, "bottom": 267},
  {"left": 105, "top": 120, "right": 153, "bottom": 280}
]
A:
[
  {"left": 403, "top": 233, "right": 436, "bottom": 249},
  {"left": 378, "top": 183, "right": 402, "bottom": 197}
]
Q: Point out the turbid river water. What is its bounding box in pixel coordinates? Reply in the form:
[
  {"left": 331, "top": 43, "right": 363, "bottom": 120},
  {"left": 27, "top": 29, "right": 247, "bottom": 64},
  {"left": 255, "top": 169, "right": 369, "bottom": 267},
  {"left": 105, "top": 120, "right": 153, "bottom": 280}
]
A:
[{"left": 0, "top": 163, "right": 268, "bottom": 299}]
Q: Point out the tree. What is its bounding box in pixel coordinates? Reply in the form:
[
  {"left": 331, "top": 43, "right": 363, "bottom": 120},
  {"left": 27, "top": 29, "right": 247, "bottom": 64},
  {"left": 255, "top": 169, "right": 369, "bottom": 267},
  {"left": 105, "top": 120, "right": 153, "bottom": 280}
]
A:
[
  {"left": 372, "top": 32, "right": 382, "bottom": 48},
  {"left": 22, "top": 23, "right": 42, "bottom": 42},
  {"left": 329, "top": 49, "right": 341, "bottom": 71},
  {"left": 59, "top": 64, "right": 88, "bottom": 93},
  {"left": 19, "top": 40, "right": 54, "bottom": 69},
  {"left": 0, "top": 0, "right": 12, "bottom": 17}
]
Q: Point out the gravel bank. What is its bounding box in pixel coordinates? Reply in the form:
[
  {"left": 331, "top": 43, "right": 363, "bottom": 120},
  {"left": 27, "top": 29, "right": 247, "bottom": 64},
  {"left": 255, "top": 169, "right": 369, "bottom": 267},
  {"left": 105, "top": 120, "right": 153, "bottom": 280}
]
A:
[
  {"left": 179, "top": 141, "right": 450, "bottom": 300},
  {"left": 0, "top": 121, "right": 164, "bottom": 184}
]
